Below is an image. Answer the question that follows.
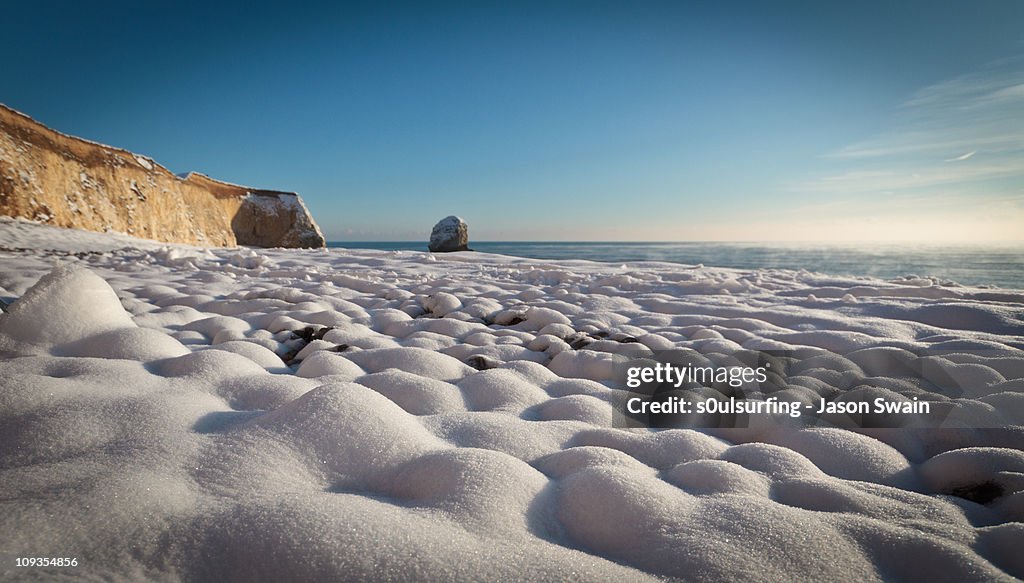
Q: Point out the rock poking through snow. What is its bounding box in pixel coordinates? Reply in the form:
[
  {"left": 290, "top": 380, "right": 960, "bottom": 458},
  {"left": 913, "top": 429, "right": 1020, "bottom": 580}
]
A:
[{"left": 428, "top": 215, "right": 470, "bottom": 252}]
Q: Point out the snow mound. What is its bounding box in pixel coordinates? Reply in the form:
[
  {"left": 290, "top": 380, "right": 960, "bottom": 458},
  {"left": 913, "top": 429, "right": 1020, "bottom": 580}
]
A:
[
  {"left": 1, "top": 221, "right": 1023, "bottom": 581},
  {"left": 0, "top": 264, "right": 136, "bottom": 355}
]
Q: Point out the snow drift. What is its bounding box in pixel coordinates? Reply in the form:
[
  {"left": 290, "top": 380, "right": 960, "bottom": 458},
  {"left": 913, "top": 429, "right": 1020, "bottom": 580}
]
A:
[{"left": 0, "top": 220, "right": 1022, "bottom": 581}]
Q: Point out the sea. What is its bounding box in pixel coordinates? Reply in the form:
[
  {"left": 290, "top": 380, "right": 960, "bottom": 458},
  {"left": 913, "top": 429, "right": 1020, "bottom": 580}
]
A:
[{"left": 327, "top": 241, "right": 1024, "bottom": 290}]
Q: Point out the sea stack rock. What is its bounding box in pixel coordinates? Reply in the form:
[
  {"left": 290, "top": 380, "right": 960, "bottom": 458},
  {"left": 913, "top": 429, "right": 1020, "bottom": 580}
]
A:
[{"left": 428, "top": 216, "right": 469, "bottom": 252}]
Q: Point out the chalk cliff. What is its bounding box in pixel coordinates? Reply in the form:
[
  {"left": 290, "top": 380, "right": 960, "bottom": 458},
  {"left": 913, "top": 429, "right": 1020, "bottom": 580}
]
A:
[{"left": 0, "top": 104, "right": 325, "bottom": 248}]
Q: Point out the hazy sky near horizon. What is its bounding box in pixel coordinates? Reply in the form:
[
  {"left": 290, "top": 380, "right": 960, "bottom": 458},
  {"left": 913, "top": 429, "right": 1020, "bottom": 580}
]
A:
[{"left": 3, "top": 1, "right": 1023, "bottom": 242}]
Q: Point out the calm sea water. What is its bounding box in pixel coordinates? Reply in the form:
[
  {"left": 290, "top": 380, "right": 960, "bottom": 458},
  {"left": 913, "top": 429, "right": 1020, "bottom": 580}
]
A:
[{"left": 328, "top": 241, "right": 1024, "bottom": 290}]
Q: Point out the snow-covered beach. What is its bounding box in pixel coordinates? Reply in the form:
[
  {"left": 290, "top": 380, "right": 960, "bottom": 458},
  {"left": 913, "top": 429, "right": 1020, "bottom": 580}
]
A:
[{"left": 1, "top": 217, "right": 1023, "bottom": 581}]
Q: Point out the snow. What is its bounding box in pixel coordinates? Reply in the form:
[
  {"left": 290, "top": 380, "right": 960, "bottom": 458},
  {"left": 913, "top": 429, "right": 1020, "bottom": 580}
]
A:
[
  {"left": 243, "top": 192, "right": 291, "bottom": 215},
  {"left": 134, "top": 155, "right": 154, "bottom": 170},
  {"left": 0, "top": 264, "right": 136, "bottom": 354},
  {"left": 1, "top": 219, "right": 1023, "bottom": 581}
]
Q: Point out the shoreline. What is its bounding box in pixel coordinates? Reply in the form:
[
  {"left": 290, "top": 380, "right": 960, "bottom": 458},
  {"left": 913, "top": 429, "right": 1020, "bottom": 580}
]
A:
[{"left": 328, "top": 240, "right": 1024, "bottom": 291}]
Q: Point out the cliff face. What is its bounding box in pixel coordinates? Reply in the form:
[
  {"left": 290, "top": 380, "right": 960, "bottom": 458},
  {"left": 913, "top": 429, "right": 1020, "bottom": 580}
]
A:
[{"left": 0, "top": 104, "right": 325, "bottom": 248}]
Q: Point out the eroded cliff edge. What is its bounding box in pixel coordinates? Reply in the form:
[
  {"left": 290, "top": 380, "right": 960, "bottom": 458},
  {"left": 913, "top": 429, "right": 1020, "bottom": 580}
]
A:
[{"left": 0, "top": 104, "right": 325, "bottom": 248}]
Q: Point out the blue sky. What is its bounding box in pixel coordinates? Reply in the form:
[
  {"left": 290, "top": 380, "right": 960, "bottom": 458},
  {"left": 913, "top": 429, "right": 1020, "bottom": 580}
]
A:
[{"left": 3, "top": 1, "right": 1022, "bottom": 241}]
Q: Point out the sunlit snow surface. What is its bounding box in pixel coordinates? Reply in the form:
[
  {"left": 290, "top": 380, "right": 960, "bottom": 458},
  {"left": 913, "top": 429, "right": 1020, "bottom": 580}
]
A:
[{"left": 1, "top": 218, "right": 1023, "bottom": 582}]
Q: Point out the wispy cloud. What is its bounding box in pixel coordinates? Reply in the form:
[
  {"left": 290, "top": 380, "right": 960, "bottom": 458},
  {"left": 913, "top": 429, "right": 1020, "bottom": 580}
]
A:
[
  {"left": 944, "top": 150, "right": 976, "bottom": 162},
  {"left": 796, "top": 59, "right": 1024, "bottom": 201},
  {"left": 790, "top": 162, "right": 1022, "bottom": 195},
  {"left": 901, "top": 66, "right": 1024, "bottom": 110}
]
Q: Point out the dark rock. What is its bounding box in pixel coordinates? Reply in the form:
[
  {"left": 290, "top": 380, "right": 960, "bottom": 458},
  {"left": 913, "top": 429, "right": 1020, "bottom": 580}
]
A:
[
  {"left": 950, "top": 481, "right": 1004, "bottom": 505},
  {"left": 465, "top": 355, "right": 499, "bottom": 371},
  {"left": 292, "top": 326, "right": 332, "bottom": 342},
  {"left": 566, "top": 333, "right": 594, "bottom": 350},
  {"left": 428, "top": 216, "right": 469, "bottom": 252}
]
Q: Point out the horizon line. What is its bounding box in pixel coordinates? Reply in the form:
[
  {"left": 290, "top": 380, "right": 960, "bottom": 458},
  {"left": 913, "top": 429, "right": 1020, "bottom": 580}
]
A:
[{"left": 325, "top": 239, "right": 1024, "bottom": 246}]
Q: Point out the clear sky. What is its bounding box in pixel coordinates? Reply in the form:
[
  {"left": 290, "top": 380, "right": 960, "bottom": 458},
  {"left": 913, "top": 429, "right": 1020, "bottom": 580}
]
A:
[{"left": 2, "top": 1, "right": 1022, "bottom": 242}]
